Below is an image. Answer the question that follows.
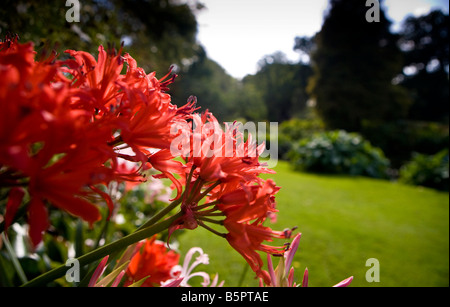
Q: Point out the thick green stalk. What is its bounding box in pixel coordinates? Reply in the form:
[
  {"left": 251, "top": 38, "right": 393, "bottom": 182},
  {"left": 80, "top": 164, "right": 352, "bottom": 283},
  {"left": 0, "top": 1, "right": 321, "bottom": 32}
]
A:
[
  {"left": 21, "top": 212, "right": 182, "bottom": 287},
  {"left": 137, "top": 195, "right": 183, "bottom": 230}
]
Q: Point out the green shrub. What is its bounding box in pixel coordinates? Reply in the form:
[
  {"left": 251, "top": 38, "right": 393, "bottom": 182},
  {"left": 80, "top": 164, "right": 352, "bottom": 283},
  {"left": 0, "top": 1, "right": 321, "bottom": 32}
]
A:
[
  {"left": 278, "top": 118, "right": 325, "bottom": 160},
  {"left": 288, "top": 130, "right": 390, "bottom": 178},
  {"left": 362, "top": 120, "right": 449, "bottom": 168},
  {"left": 399, "top": 149, "right": 449, "bottom": 191}
]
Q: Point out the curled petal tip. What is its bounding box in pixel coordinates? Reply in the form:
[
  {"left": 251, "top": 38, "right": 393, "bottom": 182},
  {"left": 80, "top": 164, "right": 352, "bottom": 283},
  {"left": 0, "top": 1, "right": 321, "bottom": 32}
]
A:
[{"left": 332, "top": 276, "right": 354, "bottom": 287}]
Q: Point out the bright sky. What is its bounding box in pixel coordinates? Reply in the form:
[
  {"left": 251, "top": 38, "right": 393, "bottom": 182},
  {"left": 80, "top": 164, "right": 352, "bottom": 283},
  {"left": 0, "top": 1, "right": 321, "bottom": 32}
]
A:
[{"left": 195, "top": 0, "right": 449, "bottom": 79}]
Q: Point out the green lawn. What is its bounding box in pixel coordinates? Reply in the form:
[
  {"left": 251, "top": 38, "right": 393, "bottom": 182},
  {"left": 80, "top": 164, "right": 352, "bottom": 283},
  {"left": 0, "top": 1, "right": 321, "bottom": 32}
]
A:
[{"left": 178, "top": 160, "right": 449, "bottom": 287}]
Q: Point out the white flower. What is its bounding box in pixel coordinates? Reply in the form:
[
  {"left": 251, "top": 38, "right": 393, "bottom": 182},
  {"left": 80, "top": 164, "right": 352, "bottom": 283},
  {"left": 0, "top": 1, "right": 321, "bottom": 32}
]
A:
[{"left": 161, "top": 247, "right": 224, "bottom": 287}]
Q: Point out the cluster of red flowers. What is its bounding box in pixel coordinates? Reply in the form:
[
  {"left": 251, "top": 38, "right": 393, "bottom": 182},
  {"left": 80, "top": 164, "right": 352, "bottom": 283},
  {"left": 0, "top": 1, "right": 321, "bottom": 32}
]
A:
[
  {"left": 0, "top": 36, "right": 290, "bottom": 284},
  {"left": 0, "top": 35, "right": 191, "bottom": 246},
  {"left": 90, "top": 236, "right": 224, "bottom": 287},
  {"left": 124, "top": 236, "right": 180, "bottom": 287},
  {"left": 167, "top": 111, "right": 294, "bottom": 283}
]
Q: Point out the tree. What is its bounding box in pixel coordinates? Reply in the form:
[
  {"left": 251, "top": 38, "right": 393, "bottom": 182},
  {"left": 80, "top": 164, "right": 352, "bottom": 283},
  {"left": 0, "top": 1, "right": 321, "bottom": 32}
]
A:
[
  {"left": 243, "top": 52, "right": 313, "bottom": 123},
  {"left": 113, "top": 0, "right": 202, "bottom": 73},
  {"left": 294, "top": 35, "right": 316, "bottom": 64},
  {"left": 170, "top": 46, "right": 242, "bottom": 122},
  {"left": 397, "top": 10, "right": 449, "bottom": 123},
  {"left": 307, "top": 0, "right": 411, "bottom": 132},
  {"left": 0, "top": 0, "right": 202, "bottom": 73}
]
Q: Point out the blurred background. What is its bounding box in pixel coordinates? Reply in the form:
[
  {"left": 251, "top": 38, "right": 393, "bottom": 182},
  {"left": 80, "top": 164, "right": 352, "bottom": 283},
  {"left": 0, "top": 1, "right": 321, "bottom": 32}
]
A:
[
  {"left": 2, "top": 0, "right": 447, "bottom": 171},
  {"left": 1, "top": 0, "right": 448, "bottom": 287}
]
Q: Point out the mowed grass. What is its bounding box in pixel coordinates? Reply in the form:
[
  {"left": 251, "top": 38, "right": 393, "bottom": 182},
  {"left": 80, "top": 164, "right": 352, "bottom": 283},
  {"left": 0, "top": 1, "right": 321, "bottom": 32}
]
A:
[{"left": 178, "top": 160, "right": 449, "bottom": 287}]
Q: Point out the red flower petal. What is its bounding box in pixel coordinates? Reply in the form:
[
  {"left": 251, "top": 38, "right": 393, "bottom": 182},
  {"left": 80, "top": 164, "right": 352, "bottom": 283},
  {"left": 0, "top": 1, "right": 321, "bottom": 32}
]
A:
[
  {"left": 4, "top": 187, "right": 25, "bottom": 231},
  {"left": 27, "top": 198, "right": 49, "bottom": 247}
]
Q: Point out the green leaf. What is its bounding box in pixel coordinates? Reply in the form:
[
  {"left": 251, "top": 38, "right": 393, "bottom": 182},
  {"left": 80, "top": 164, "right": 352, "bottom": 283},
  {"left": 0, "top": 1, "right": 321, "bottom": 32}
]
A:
[
  {"left": 127, "top": 276, "right": 149, "bottom": 287},
  {"left": 94, "top": 260, "right": 130, "bottom": 287}
]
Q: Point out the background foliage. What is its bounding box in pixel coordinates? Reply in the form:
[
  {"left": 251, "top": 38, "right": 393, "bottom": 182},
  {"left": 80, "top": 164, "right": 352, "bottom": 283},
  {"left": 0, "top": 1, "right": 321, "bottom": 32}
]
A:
[
  {"left": 288, "top": 130, "right": 390, "bottom": 179},
  {"left": 399, "top": 148, "right": 449, "bottom": 191}
]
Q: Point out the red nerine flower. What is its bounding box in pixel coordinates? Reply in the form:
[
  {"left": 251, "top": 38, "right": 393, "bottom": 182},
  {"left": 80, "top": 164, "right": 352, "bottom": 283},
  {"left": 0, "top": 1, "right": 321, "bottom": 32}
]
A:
[
  {"left": 218, "top": 179, "right": 279, "bottom": 223},
  {"left": 219, "top": 180, "right": 288, "bottom": 284},
  {"left": 124, "top": 236, "right": 180, "bottom": 287},
  {"left": 1, "top": 36, "right": 291, "bottom": 284},
  {"left": 182, "top": 111, "right": 274, "bottom": 184},
  {"left": 0, "top": 36, "right": 193, "bottom": 246},
  {"left": 224, "top": 221, "right": 287, "bottom": 283},
  {"left": 62, "top": 45, "right": 125, "bottom": 113},
  {"left": 166, "top": 110, "right": 292, "bottom": 282},
  {"left": 168, "top": 176, "right": 289, "bottom": 283}
]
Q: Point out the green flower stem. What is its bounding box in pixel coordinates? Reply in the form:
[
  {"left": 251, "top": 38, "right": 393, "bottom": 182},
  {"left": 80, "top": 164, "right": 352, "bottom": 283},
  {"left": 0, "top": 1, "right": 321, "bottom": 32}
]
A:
[
  {"left": 137, "top": 195, "right": 183, "bottom": 231},
  {"left": 193, "top": 180, "right": 221, "bottom": 203},
  {"left": 198, "top": 220, "right": 227, "bottom": 238},
  {"left": 21, "top": 211, "right": 183, "bottom": 287},
  {"left": 1, "top": 233, "right": 28, "bottom": 284}
]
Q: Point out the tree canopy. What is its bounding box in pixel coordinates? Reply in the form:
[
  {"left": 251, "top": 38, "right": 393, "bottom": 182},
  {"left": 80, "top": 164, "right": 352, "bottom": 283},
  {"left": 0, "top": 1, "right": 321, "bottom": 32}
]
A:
[
  {"left": 1, "top": 0, "right": 448, "bottom": 129},
  {"left": 396, "top": 10, "right": 449, "bottom": 123},
  {"left": 307, "top": 0, "right": 412, "bottom": 132},
  {"left": 0, "top": 0, "right": 201, "bottom": 73}
]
